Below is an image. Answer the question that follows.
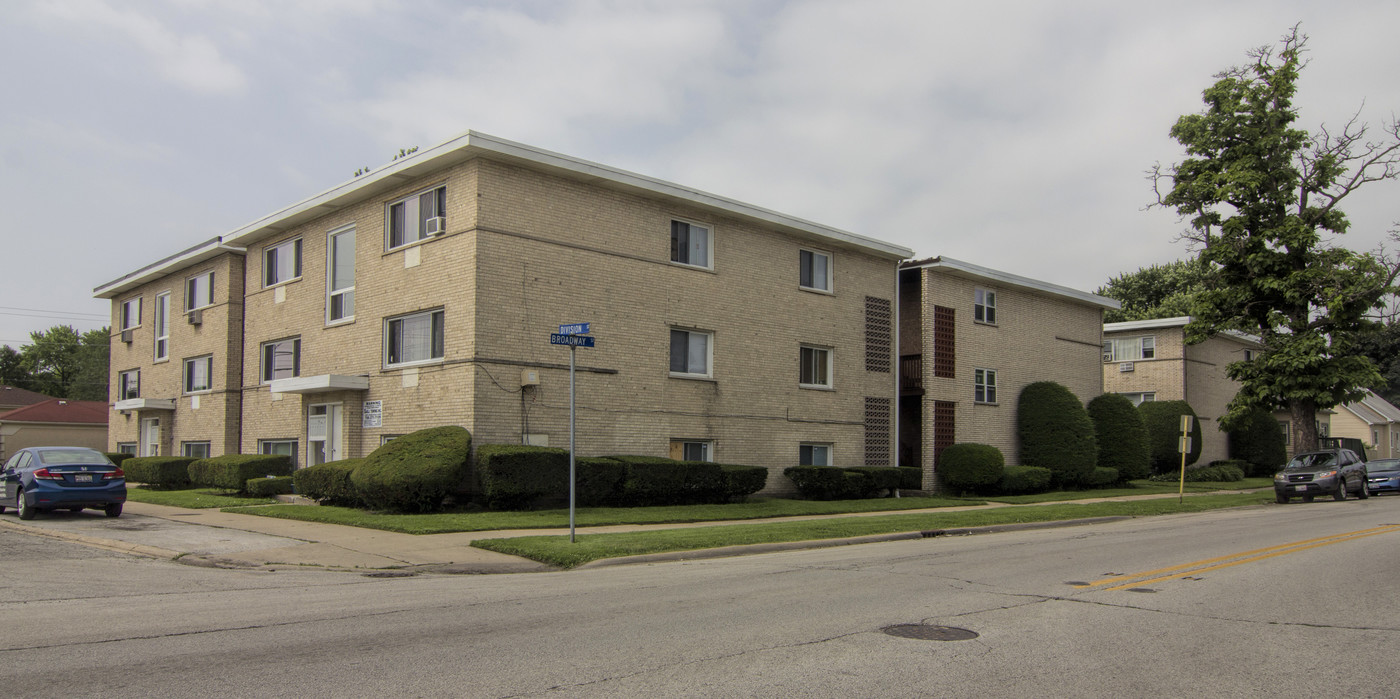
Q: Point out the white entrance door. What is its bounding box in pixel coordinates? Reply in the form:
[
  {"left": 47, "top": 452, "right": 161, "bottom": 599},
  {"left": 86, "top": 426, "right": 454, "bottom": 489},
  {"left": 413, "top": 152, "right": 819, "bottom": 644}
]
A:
[
  {"left": 140, "top": 417, "right": 161, "bottom": 457},
  {"left": 308, "top": 403, "right": 344, "bottom": 465}
]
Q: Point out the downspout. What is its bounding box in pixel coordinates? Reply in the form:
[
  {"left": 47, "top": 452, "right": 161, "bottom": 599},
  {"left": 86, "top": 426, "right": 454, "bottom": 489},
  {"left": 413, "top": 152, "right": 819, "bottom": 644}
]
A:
[{"left": 892, "top": 262, "right": 901, "bottom": 497}]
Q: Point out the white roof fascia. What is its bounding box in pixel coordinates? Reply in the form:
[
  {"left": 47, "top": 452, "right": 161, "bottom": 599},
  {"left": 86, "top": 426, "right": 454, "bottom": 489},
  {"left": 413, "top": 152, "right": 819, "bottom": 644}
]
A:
[
  {"left": 1103, "top": 316, "right": 1262, "bottom": 346},
  {"left": 94, "top": 238, "right": 247, "bottom": 299},
  {"left": 905, "top": 256, "right": 1119, "bottom": 309}
]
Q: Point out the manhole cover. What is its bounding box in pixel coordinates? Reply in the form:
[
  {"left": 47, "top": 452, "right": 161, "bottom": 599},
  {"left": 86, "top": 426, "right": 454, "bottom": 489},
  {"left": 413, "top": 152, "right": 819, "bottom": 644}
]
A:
[{"left": 881, "top": 624, "right": 979, "bottom": 641}]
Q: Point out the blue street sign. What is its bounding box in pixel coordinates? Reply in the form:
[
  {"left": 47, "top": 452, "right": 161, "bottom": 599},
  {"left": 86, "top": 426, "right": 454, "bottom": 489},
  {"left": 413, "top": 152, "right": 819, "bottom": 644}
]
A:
[
  {"left": 558, "top": 323, "right": 590, "bottom": 335},
  {"left": 551, "top": 333, "right": 595, "bottom": 348}
]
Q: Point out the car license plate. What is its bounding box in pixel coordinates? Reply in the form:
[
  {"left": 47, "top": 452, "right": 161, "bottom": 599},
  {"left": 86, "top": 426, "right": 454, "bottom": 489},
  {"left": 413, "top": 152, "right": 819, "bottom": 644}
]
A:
[
  {"left": 74, "top": 474, "right": 93, "bottom": 483},
  {"left": 1293, "top": 484, "right": 1308, "bottom": 490}
]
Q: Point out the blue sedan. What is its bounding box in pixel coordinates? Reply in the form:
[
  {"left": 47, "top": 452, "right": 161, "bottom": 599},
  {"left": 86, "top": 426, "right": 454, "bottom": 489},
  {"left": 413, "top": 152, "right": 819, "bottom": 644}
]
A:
[
  {"left": 1368, "top": 458, "right": 1400, "bottom": 496},
  {"left": 0, "top": 447, "right": 126, "bottom": 520}
]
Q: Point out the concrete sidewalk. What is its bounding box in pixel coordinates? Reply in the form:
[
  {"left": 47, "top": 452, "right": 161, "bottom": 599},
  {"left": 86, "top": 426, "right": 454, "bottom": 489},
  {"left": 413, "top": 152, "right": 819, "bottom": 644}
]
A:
[{"left": 1, "top": 489, "right": 1269, "bottom": 574}]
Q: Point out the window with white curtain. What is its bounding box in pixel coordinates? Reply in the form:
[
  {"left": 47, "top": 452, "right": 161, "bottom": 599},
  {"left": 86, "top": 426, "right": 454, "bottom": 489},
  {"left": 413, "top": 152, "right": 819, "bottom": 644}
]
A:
[
  {"left": 263, "top": 237, "right": 302, "bottom": 287},
  {"left": 385, "top": 309, "right": 444, "bottom": 366},
  {"left": 185, "top": 271, "right": 213, "bottom": 311},
  {"left": 670, "top": 219, "right": 711, "bottom": 269},
  {"left": 799, "top": 249, "right": 831, "bottom": 291},
  {"left": 387, "top": 186, "right": 446, "bottom": 249},
  {"left": 669, "top": 328, "right": 712, "bottom": 377},
  {"left": 1104, "top": 336, "right": 1155, "bottom": 361},
  {"left": 154, "top": 292, "right": 169, "bottom": 360},
  {"left": 183, "top": 355, "right": 212, "bottom": 393},
  {"left": 327, "top": 226, "right": 355, "bottom": 323},
  {"left": 261, "top": 337, "right": 301, "bottom": 382}
]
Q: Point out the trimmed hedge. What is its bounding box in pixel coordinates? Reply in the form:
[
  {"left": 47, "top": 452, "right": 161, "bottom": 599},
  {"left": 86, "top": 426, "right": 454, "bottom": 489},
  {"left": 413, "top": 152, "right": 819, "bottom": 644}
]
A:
[
  {"left": 897, "top": 467, "right": 923, "bottom": 490},
  {"left": 848, "top": 466, "right": 904, "bottom": 493},
  {"left": 997, "top": 465, "right": 1053, "bottom": 494},
  {"left": 1086, "top": 466, "right": 1120, "bottom": 488},
  {"left": 610, "top": 455, "right": 692, "bottom": 506},
  {"left": 245, "top": 476, "right": 294, "bottom": 497},
  {"left": 352, "top": 426, "right": 473, "bottom": 512},
  {"left": 784, "top": 466, "right": 877, "bottom": 500},
  {"left": 189, "top": 454, "right": 294, "bottom": 492},
  {"left": 477, "top": 445, "right": 569, "bottom": 509},
  {"left": 1139, "top": 400, "right": 1203, "bottom": 473},
  {"left": 1228, "top": 408, "right": 1288, "bottom": 476},
  {"left": 476, "top": 448, "right": 765, "bottom": 509},
  {"left": 576, "top": 457, "right": 628, "bottom": 506},
  {"left": 293, "top": 459, "right": 366, "bottom": 507},
  {"left": 937, "top": 443, "right": 1005, "bottom": 493},
  {"left": 720, "top": 464, "right": 768, "bottom": 501},
  {"left": 1087, "top": 393, "right": 1152, "bottom": 481},
  {"left": 1189, "top": 461, "right": 1246, "bottom": 482},
  {"left": 122, "top": 456, "right": 197, "bottom": 489},
  {"left": 1017, "top": 382, "right": 1098, "bottom": 487}
]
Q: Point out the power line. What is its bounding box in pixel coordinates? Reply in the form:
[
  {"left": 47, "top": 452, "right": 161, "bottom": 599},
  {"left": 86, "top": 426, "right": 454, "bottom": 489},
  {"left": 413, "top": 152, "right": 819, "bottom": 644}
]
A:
[{"left": 0, "top": 305, "right": 108, "bottom": 319}]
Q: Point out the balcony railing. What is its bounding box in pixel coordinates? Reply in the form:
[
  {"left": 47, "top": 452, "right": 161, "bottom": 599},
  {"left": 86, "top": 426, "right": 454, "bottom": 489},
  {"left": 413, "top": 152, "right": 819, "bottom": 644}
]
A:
[{"left": 900, "top": 354, "right": 922, "bottom": 394}]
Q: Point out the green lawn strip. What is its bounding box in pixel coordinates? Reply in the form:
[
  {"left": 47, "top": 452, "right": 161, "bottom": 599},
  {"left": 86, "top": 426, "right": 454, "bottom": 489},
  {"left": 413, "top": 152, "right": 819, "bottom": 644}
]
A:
[
  {"left": 471, "top": 493, "right": 1270, "bottom": 568},
  {"left": 978, "top": 478, "right": 1273, "bottom": 504},
  {"left": 126, "top": 487, "right": 276, "bottom": 509},
  {"left": 220, "top": 495, "right": 975, "bottom": 535}
]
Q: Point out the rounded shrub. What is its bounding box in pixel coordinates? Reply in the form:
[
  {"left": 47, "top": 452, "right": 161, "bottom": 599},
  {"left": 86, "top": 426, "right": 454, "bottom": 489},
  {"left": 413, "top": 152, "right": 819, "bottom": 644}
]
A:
[
  {"left": 351, "top": 426, "right": 472, "bottom": 512},
  {"left": 122, "top": 456, "right": 197, "bottom": 489},
  {"left": 245, "top": 475, "right": 294, "bottom": 497},
  {"left": 1138, "top": 400, "right": 1203, "bottom": 474},
  {"left": 784, "top": 466, "right": 868, "bottom": 500},
  {"left": 937, "top": 443, "right": 1005, "bottom": 493},
  {"left": 1227, "top": 408, "right": 1288, "bottom": 476},
  {"left": 1087, "top": 393, "right": 1152, "bottom": 481},
  {"left": 294, "top": 459, "right": 366, "bottom": 507},
  {"left": 720, "top": 464, "right": 768, "bottom": 501},
  {"left": 1086, "top": 466, "right": 1120, "bottom": 488},
  {"left": 998, "top": 466, "right": 1053, "bottom": 494},
  {"left": 1017, "top": 381, "right": 1098, "bottom": 487}
]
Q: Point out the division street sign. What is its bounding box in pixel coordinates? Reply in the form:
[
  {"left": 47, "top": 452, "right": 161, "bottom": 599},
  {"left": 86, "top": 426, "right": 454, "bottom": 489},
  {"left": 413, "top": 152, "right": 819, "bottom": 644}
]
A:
[
  {"left": 550, "top": 333, "right": 595, "bottom": 347},
  {"left": 558, "top": 323, "right": 590, "bottom": 335}
]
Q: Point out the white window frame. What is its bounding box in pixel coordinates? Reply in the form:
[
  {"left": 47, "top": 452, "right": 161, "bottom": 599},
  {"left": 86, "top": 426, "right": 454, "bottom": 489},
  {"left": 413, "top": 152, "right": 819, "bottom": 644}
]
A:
[
  {"left": 799, "top": 248, "right": 832, "bottom": 292},
  {"left": 669, "top": 327, "right": 713, "bottom": 378},
  {"left": 799, "top": 443, "right": 832, "bottom": 467},
  {"left": 974, "top": 368, "right": 997, "bottom": 404},
  {"left": 974, "top": 288, "right": 997, "bottom": 324},
  {"left": 259, "top": 439, "right": 298, "bottom": 467},
  {"left": 669, "top": 218, "right": 712, "bottom": 270},
  {"left": 185, "top": 270, "right": 213, "bottom": 312},
  {"left": 671, "top": 439, "right": 712, "bottom": 462},
  {"left": 260, "top": 337, "right": 301, "bottom": 383},
  {"left": 1279, "top": 421, "right": 1291, "bottom": 445},
  {"left": 118, "top": 369, "right": 140, "bottom": 401},
  {"left": 181, "top": 441, "right": 211, "bottom": 459},
  {"left": 386, "top": 184, "right": 446, "bottom": 250},
  {"left": 119, "top": 297, "right": 141, "bottom": 331},
  {"left": 1243, "top": 349, "right": 1257, "bottom": 361},
  {"left": 153, "top": 291, "right": 170, "bottom": 361},
  {"left": 263, "top": 236, "right": 303, "bottom": 288},
  {"left": 384, "top": 309, "right": 445, "bottom": 368},
  {"left": 116, "top": 443, "right": 137, "bottom": 455},
  {"left": 327, "top": 225, "right": 356, "bottom": 325},
  {"left": 183, "top": 355, "right": 213, "bottom": 394},
  {"left": 1374, "top": 429, "right": 1381, "bottom": 447},
  {"left": 1105, "top": 336, "right": 1155, "bottom": 362},
  {"left": 799, "top": 345, "right": 833, "bottom": 389},
  {"left": 1119, "top": 392, "right": 1157, "bottom": 406}
]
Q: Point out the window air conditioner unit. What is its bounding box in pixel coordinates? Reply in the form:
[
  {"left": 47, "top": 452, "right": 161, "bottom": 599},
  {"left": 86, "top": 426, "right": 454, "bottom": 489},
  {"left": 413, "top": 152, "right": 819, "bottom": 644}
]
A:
[
  {"left": 1102, "top": 352, "right": 1114, "bottom": 363},
  {"left": 187, "top": 309, "right": 203, "bottom": 326},
  {"left": 425, "top": 216, "right": 447, "bottom": 236},
  {"left": 1119, "top": 362, "right": 1135, "bottom": 372},
  {"left": 120, "top": 330, "right": 133, "bottom": 344}
]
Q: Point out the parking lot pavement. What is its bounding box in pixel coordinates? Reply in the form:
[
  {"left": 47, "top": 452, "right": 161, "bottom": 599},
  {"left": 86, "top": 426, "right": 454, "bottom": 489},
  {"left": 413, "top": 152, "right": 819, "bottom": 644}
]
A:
[{"left": 0, "top": 507, "right": 306, "bottom": 560}]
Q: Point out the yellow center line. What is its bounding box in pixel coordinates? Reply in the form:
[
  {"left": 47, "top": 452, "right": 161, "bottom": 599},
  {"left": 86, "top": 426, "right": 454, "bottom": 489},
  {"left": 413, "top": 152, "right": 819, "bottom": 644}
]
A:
[{"left": 1075, "top": 524, "right": 1400, "bottom": 592}]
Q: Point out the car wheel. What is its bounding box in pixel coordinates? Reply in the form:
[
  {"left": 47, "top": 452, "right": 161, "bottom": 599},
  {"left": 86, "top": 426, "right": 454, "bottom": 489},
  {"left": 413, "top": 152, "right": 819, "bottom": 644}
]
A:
[
  {"left": 1333, "top": 483, "right": 1348, "bottom": 501},
  {"left": 17, "top": 490, "right": 36, "bottom": 520},
  {"left": 1276, "top": 493, "right": 1289, "bottom": 504},
  {"left": 103, "top": 503, "right": 122, "bottom": 518},
  {"left": 1357, "top": 484, "right": 1369, "bottom": 500}
]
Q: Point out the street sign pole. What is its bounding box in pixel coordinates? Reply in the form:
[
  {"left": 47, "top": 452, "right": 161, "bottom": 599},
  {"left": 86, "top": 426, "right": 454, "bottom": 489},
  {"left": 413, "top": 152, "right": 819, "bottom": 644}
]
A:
[
  {"left": 551, "top": 323, "right": 594, "bottom": 544},
  {"left": 569, "top": 343, "right": 576, "bottom": 543}
]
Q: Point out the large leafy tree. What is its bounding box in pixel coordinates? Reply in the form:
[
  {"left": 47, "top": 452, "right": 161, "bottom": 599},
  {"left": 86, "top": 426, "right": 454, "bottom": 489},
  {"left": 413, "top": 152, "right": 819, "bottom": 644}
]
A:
[
  {"left": 1154, "top": 27, "right": 1400, "bottom": 453},
  {"left": 1354, "top": 319, "right": 1400, "bottom": 405},
  {"left": 0, "top": 345, "right": 26, "bottom": 388},
  {"left": 13, "top": 325, "right": 110, "bottom": 400},
  {"left": 1097, "top": 258, "right": 1210, "bottom": 323}
]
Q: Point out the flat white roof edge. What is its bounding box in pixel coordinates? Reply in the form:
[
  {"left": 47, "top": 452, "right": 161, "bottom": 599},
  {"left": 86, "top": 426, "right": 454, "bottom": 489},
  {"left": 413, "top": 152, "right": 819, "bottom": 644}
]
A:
[
  {"left": 905, "top": 256, "right": 1119, "bottom": 309},
  {"left": 94, "top": 239, "right": 246, "bottom": 299}
]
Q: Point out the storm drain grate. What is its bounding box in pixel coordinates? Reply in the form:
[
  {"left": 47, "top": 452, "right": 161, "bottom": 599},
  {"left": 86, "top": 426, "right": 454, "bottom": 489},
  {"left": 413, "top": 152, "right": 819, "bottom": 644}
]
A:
[{"left": 881, "top": 624, "right": 979, "bottom": 641}]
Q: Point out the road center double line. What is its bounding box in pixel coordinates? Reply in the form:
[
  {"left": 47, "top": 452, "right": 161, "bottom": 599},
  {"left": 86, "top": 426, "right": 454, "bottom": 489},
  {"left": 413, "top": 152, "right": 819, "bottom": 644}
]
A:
[{"left": 1074, "top": 524, "right": 1400, "bottom": 592}]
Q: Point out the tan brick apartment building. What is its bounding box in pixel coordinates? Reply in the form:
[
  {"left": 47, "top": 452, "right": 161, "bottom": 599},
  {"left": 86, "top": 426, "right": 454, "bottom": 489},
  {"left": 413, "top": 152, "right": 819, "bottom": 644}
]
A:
[
  {"left": 899, "top": 257, "right": 1117, "bottom": 487},
  {"left": 94, "top": 131, "right": 913, "bottom": 493}
]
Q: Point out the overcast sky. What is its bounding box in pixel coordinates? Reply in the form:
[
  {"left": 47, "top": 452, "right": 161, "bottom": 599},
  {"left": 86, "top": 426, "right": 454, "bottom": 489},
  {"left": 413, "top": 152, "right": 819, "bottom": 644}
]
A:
[{"left": 2, "top": 0, "right": 1398, "bottom": 348}]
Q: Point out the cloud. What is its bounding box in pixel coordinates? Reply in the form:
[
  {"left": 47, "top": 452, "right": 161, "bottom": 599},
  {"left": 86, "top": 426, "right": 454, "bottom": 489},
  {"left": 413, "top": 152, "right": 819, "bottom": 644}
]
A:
[{"left": 36, "top": 0, "right": 248, "bottom": 95}]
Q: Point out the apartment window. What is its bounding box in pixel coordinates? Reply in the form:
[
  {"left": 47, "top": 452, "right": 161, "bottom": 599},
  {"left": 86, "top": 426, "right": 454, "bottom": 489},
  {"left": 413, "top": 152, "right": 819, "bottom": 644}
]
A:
[
  {"left": 1374, "top": 429, "right": 1381, "bottom": 447},
  {"left": 261, "top": 338, "right": 301, "bottom": 382},
  {"left": 1279, "top": 421, "right": 1291, "bottom": 445},
  {"left": 264, "top": 237, "right": 303, "bottom": 287},
  {"left": 799, "top": 345, "right": 832, "bottom": 388},
  {"left": 1119, "top": 392, "right": 1156, "bottom": 406},
  {"left": 154, "top": 292, "right": 170, "bottom": 360},
  {"left": 380, "top": 435, "right": 402, "bottom": 446},
  {"left": 387, "top": 185, "right": 446, "bottom": 249},
  {"left": 116, "top": 443, "right": 137, "bottom": 455},
  {"left": 385, "top": 309, "right": 444, "bottom": 366},
  {"left": 670, "top": 219, "right": 711, "bottom": 269},
  {"left": 670, "top": 440, "right": 712, "bottom": 462},
  {"left": 1104, "top": 336, "right": 1155, "bottom": 362},
  {"left": 327, "top": 226, "right": 356, "bottom": 323},
  {"left": 974, "top": 368, "right": 997, "bottom": 403},
  {"left": 183, "top": 355, "right": 213, "bottom": 393},
  {"left": 185, "top": 271, "right": 213, "bottom": 311},
  {"left": 799, "top": 249, "right": 831, "bottom": 291},
  {"left": 182, "top": 442, "right": 211, "bottom": 459},
  {"left": 799, "top": 443, "right": 832, "bottom": 466},
  {"left": 119, "top": 297, "right": 141, "bottom": 331},
  {"left": 669, "top": 328, "right": 712, "bottom": 377},
  {"left": 259, "top": 439, "right": 298, "bottom": 467},
  {"left": 974, "top": 288, "right": 996, "bottom": 324},
  {"left": 118, "top": 369, "right": 140, "bottom": 400},
  {"left": 1244, "top": 349, "right": 1257, "bottom": 361}
]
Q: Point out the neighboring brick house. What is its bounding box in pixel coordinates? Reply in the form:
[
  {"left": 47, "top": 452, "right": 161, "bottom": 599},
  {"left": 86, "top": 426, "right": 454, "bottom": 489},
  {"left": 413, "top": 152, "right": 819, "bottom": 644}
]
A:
[
  {"left": 1101, "top": 316, "right": 1268, "bottom": 463},
  {"left": 1330, "top": 389, "right": 1400, "bottom": 460},
  {"left": 94, "top": 131, "right": 913, "bottom": 493},
  {"left": 898, "top": 257, "right": 1117, "bottom": 488},
  {"left": 0, "top": 399, "right": 108, "bottom": 461}
]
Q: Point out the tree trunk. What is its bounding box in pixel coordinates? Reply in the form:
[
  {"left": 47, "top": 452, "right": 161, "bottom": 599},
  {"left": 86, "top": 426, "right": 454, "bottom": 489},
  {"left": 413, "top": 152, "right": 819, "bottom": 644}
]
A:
[{"left": 1290, "top": 398, "right": 1319, "bottom": 453}]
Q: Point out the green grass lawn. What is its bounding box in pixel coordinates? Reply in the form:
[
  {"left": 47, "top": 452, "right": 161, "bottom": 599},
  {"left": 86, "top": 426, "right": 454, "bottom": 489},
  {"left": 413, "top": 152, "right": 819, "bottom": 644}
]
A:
[
  {"left": 471, "top": 492, "right": 1273, "bottom": 568},
  {"left": 126, "top": 487, "right": 276, "bottom": 509},
  {"left": 221, "top": 495, "right": 975, "bottom": 535},
  {"left": 979, "top": 478, "right": 1273, "bottom": 504}
]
